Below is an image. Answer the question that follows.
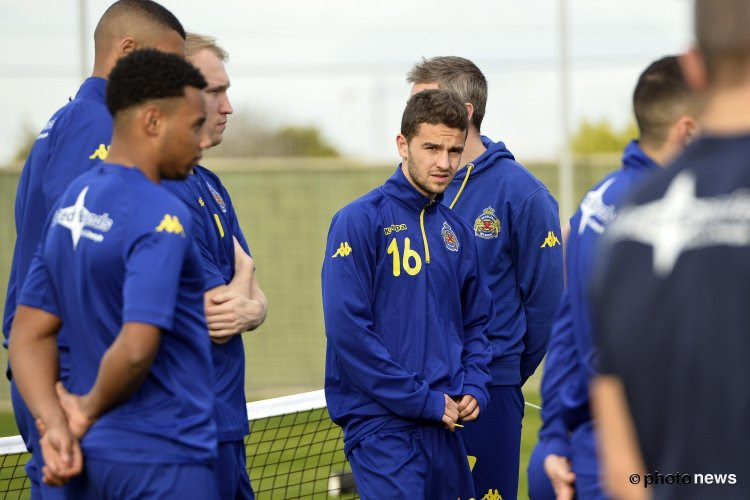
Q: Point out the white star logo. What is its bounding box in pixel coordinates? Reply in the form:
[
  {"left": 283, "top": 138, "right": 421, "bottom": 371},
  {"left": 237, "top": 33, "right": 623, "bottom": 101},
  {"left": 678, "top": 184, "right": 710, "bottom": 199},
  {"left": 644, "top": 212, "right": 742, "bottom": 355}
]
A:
[
  {"left": 578, "top": 178, "right": 617, "bottom": 235},
  {"left": 53, "top": 186, "right": 113, "bottom": 249},
  {"left": 607, "top": 171, "right": 750, "bottom": 275}
]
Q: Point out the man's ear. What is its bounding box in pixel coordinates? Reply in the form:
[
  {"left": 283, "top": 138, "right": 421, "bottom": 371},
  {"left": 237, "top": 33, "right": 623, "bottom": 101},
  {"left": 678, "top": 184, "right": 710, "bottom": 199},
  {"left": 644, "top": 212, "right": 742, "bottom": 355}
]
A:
[
  {"left": 396, "top": 134, "right": 409, "bottom": 160},
  {"left": 142, "top": 105, "right": 163, "bottom": 136},
  {"left": 465, "top": 102, "right": 475, "bottom": 126},
  {"left": 680, "top": 47, "right": 709, "bottom": 92},
  {"left": 118, "top": 37, "right": 137, "bottom": 57}
]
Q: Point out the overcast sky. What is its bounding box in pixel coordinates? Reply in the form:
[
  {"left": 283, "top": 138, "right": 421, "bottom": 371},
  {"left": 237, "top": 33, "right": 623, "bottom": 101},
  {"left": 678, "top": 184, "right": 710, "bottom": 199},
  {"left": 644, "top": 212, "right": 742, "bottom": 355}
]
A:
[{"left": 0, "top": 0, "right": 693, "bottom": 165}]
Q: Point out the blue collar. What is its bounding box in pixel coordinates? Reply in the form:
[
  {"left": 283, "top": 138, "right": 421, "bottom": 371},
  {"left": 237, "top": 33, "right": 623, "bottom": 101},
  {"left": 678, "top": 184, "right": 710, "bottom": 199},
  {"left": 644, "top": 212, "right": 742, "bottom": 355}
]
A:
[
  {"left": 382, "top": 165, "right": 443, "bottom": 212},
  {"left": 622, "top": 140, "right": 660, "bottom": 173},
  {"left": 75, "top": 77, "right": 107, "bottom": 104}
]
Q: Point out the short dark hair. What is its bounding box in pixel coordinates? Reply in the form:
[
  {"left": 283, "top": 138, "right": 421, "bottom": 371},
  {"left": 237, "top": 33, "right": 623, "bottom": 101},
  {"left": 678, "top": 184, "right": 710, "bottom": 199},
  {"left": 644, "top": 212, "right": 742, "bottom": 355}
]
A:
[
  {"left": 95, "top": 0, "right": 186, "bottom": 42},
  {"left": 107, "top": 49, "right": 206, "bottom": 116},
  {"left": 695, "top": 0, "right": 750, "bottom": 86},
  {"left": 633, "top": 56, "right": 696, "bottom": 148},
  {"left": 401, "top": 89, "right": 468, "bottom": 142},
  {"left": 406, "top": 56, "right": 487, "bottom": 131}
]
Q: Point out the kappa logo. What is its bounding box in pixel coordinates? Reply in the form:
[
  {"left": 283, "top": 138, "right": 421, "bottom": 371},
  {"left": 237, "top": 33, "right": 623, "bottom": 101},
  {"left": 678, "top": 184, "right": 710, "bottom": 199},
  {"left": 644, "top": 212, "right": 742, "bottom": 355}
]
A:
[
  {"left": 88, "top": 144, "right": 110, "bottom": 160},
  {"left": 474, "top": 207, "right": 501, "bottom": 239},
  {"left": 480, "top": 489, "right": 502, "bottom": 500},
  {"left": 540, "top": 231, "right": 561, "bottom": 248},
  {"left": 441, "top": 222, "right": 459, "bottom": 252},
  {"left": 206, "top": 182, "right": 227, "bottom": 213},
  {"left": 53, "top": 186, "right": 114, "bottom": 249},
  {"left": 332, "top": 242, "right": 352, "bottom": 258},
  {"left": 155, "top": 215, "right": 185, "bottom": 237},
  {"left": 198, "top": 196, "right": 205, "bottom": 207},
  {"left": 383, "top": 223, "right": 407, "bottom": 235}
]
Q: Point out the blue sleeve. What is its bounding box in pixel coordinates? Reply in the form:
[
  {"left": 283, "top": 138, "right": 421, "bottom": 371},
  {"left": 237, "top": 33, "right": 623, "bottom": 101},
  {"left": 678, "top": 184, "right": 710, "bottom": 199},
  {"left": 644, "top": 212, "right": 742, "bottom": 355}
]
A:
[
  {"left": 42, "top": 104, "right": 112, "bottom": 214},
  {"left": 459, "top": 236, "right": 493, "bottom": 412},
  {"left": 122, "top": 209, "right": 194, "bottom": 330},
  {"left": 568, "top": 225, "right": 603, "bottom": 379},
  {"left": 17, "top": 246, "right": 61, "bottom": 319},
  {"left": 322, "top": 210, "right": 445, "bottom": 422},
  {"left": 513, "top": 189, "right": 564, "bottom": 383},
  {"left": 17, "top": 203, "right": 64, "bottom": 318},
  {"left": 538, "top": 292, "right": 577, "bottom": 458}
]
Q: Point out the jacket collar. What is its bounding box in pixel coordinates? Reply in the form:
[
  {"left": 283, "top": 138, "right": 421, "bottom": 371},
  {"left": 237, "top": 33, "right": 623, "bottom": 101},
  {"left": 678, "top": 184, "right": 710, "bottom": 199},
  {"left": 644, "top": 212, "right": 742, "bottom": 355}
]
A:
[
  {"left": 623, "top": 140, "right": 660, "bottom": 173},
  {"left": 382, "top": 165, "right": 443, "bottom": 211},
  {"left": 75, "top": 77, "right": 107, "bottom": 104}
]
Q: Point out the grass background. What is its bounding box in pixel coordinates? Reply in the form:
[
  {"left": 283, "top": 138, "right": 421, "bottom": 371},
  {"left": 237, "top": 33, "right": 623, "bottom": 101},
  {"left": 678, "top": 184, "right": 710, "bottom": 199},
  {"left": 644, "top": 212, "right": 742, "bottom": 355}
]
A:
[{"left": 0, "top": 156, "right": 616, "bottom": 497}]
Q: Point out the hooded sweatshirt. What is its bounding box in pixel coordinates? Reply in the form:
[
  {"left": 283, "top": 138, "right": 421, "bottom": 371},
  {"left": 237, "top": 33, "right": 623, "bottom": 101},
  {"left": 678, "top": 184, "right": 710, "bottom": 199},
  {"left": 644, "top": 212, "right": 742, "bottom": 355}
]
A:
[
  {"left": 322, "top": 166, "right": 492, "bottom": 454},
  {"left": 443, "top": 136, "right": 564, "bottom": 386},
  {"left": 560, "top": 140, "right": 660, "bottom": 431}
]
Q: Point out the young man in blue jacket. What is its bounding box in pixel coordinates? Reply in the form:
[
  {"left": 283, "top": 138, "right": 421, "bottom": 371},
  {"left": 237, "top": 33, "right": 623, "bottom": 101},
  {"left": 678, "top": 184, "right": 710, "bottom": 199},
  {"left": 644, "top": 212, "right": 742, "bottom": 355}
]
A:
[
  {"left": 2, "top": 2, "right": 185, "bottom": 496},
  {"left": 408, "top": 56, "right": 564, "bottom": 500},
  {"left": 9, "top": 49, "right": 218, "bottom": 498},
  {"left": 534, "top": 56, "right": 700, "bottom": 499},
  {"left": 163, "top": 33, "right": 268, "bottom": 500},
  {"left": 322, "top": 89, "right": 492, "bottom": 499}
]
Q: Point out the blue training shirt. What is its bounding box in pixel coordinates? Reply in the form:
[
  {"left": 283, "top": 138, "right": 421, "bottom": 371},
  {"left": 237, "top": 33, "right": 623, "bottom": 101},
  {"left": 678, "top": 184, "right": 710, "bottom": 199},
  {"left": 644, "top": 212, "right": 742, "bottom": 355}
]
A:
[
  {"left": 19, "top": 163, "right": 217, "bottom": 465},
  {"left": 3, "top": 77, "right": 112, "bottom": 368},
  {"left": 322, "top": 166, "right": 493, "bottom": 455},
  {"left": 443, "top": 136, "right": 564, "bottom": 386},
  {"left": 559, "top": 140, "right": 660, "bottom": 432},
  {"left": 162, "top": 165, "right": 251, "bottom": 442}
]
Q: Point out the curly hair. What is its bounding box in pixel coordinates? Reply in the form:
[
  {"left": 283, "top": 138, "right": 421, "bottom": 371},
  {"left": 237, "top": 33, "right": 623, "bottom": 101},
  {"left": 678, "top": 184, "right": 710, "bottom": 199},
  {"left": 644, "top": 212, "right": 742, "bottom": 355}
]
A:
[{"left": 106, "top": 49, "right": 207, "bottom": 116}]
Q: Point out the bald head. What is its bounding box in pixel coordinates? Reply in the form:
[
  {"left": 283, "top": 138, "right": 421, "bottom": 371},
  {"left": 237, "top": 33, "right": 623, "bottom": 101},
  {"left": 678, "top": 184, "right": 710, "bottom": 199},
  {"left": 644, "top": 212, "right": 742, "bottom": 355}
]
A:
[
  {"left": 93, "top": 0, "right": 186, "bottom": 76},
  {"left": 695, "top": 0, "right": 750, "bottom": 87}
]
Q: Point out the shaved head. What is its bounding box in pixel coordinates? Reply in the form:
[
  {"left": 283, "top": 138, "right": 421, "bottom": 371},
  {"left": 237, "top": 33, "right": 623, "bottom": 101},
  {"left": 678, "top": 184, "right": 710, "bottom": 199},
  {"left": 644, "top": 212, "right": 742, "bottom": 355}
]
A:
[{"left": 94, "top": 0, "right": 185, "bottom": 59}]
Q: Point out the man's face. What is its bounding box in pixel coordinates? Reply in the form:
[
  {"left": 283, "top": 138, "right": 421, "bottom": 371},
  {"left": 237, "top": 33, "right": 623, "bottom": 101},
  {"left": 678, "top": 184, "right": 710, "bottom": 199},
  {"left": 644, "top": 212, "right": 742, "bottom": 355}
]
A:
[
  {"left": 397, "top": 122, "right": 466, "bottom": 198},
  {"left": 189, "top": 49, "right": 233, "bottom": 148},
  {"left": 159, "top": 86, "right": 206, "bottom": 180},
  {"left": 410, "top": 81, "right": 439, "bottom": 96}
]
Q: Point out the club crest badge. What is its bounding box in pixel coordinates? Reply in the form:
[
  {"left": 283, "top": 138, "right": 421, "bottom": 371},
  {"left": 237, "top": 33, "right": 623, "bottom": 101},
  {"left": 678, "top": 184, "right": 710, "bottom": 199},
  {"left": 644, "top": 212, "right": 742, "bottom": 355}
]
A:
[
  {"left": 441, "top": 222, "right": 459, "bottom": 252},
  {"left": 474, "top": 206, "right": 501, "bottom": 239},
  {"left": 206, "top": 182, "right": 227, "bottom": 213}
]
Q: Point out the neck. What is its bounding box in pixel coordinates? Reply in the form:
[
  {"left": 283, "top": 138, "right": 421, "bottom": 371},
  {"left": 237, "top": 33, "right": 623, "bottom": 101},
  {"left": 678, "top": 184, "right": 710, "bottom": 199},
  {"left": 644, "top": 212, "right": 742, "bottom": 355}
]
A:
[
  {"left": 459, "top": 127, "right": 486, "bottom": 167},
  {"left": 105, "top": 136, "right": 160, "bottom": 183},
  {"left": 699, "top": 85, "right": 750, "bottom": 136},
  {"left": 400, "top": 162, "right": 435, "bottom": 199},
  {"left": 639, "top": 142, "right": 672, "bottom": 168},
  {"left": 91, "top": 53, "right": 116, "bottom": 79}
]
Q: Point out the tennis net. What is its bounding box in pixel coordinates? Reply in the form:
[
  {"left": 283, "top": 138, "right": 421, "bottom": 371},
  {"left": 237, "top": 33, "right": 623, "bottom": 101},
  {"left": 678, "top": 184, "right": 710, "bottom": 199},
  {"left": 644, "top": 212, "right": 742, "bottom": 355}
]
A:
[{"left": 0, "top": 390, "right": 357, "bottom": 499}]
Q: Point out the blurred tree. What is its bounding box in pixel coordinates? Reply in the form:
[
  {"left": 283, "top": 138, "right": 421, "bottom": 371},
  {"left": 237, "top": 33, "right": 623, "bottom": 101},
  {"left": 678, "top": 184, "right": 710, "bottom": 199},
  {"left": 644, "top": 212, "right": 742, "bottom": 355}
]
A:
[
  {"left": 207, "top": 113, "right": 339, "bottom": 158},
  {"left": 13, "top": 124, "right": 38, "bottom": 162},
  {"left": 571, "top": 118, "right": 638, "bottom": 155}
]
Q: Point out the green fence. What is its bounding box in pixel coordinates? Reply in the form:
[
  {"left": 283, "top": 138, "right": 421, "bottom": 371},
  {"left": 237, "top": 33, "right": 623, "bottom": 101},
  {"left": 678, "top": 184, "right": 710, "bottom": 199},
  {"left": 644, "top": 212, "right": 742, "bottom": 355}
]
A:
[{"left": 0, "top": 157, "right": 618, "bottom": 403}]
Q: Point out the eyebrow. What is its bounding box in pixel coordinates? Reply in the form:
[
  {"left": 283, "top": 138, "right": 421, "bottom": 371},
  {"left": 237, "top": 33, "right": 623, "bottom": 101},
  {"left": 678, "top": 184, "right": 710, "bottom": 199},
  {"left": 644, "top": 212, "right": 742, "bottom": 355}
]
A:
[{"left": 206, "top": 82, "right": 230, "bottom": 92}]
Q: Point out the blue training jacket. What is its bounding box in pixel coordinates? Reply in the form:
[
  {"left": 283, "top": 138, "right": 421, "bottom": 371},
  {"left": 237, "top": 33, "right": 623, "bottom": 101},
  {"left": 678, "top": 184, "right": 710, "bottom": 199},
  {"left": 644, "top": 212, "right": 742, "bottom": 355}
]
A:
[
  {"left": 3, "top": 77, "right": 112, "bottom": 375},
  {"left": 322, "top": 166, "right": 493, "bottom": 455},
  {"left": 559, "top": 140, "right": 660, "bottom": 432},
  {"left": 442, "top": 136, "right": 564, "bottom": 386}
]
